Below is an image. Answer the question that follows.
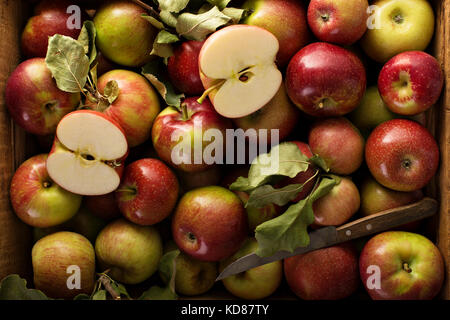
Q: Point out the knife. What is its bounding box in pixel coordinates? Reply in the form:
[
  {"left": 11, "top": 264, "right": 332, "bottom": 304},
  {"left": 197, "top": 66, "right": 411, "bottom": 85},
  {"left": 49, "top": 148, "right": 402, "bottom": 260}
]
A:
[{"left": 216, "top": 197, "right": 438, "bottom": 281}]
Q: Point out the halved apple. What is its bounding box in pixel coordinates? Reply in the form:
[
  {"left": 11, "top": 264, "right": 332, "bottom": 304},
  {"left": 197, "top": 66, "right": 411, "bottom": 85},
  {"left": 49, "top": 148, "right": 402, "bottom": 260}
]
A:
[
  {"left": 47, "top": 110, "right": 128, "bottom": 196},
  {"left": 198, "top": 25, "right": 282, "bottom": 119}
]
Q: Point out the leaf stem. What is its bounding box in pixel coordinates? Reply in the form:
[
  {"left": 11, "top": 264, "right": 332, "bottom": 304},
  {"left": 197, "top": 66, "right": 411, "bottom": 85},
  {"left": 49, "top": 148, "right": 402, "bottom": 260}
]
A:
[
  {"left": 98, "top": 274, "right": 121, "bottom": 300},
  {"left": 131, "top": 0, "right": 160, "bottom": 19}
]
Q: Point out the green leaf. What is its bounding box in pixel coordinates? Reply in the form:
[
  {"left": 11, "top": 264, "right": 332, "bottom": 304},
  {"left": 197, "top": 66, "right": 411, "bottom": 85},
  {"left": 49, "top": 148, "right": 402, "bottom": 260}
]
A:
[
  {"left": 255, "top": 175, "right": 340, "bottom": 257},
  {"left": 246, "top": 184, "right": 305, "bottom": 208},
  {"left": 207, "top": 0, "right": 231, "bottom": 10},
  {"left": 222, "top": 7, "right": 246, "bottom": 23},
  {"left": 176, "top": 6, "right": 231, "bottom": 41},
  {"left": 160, "top": 11, "right": 179, "bottom": 28},
  {"left": 77, "top": 20, "right": 97, "bottom": 65},
  {"left": 90, "top": 64, "right": 98, "bottom": 89},
  {"left": 142, "top": 59, "right": 184, "bottom": 107},
  {"left": 309, "top": 154, "right": 330, "bottom": 172},
  {"left": 142, "top": 14, "right": 165, "bottom": 29},
  {"left": 151, "top": 30, "right": 180, "bottom": 59},
  {"left": 138, "top": 286, "right": 178, "bottom": 300},
  {"left": 109, "top": 282, "right": 131, "bottom": 299},
  {"left": 92, "top": 290, "right": 107, "bottom": 300},
  {"left": 103, "top": 80, "right": 120, "bottom": 104},
  {"left": 46, "top": 34, "right": 90, "bottom": 93},
  {"left": 158, "top": 0, "right": 190, "bottom": 13},
  {"left": 73, "top": 294, "right": 91, "bottom": 300},
  {"left": 0, "top": 275, "right": 49, "bottom": 300}
]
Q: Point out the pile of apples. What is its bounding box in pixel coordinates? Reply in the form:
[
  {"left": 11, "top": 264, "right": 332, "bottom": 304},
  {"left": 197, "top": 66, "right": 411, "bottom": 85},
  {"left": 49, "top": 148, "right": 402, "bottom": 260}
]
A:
[{"left": 2, "top": 0, "right": 446, "bottom": 300}]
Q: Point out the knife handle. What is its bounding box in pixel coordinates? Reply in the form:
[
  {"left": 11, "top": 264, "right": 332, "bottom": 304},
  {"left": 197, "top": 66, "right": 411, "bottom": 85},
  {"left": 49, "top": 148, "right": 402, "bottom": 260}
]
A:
[{"left": 336, "top": 197, "right": 438, "bottom": 243}]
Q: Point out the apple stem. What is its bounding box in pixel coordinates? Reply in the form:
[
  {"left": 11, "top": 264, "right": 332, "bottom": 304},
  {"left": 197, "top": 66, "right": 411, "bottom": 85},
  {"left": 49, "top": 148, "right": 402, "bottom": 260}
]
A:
[
  {"left": 98, "top": 274, "right": 121, "bottom": 300},
  {"left": 197, "top": 80, "right": 226, "bottom": 104},
  {"left": 403, "top": 263, "right": 412, "bottom": 273},
  {"left": 181, "top": 103, "right": 189, "bottom": 121}
]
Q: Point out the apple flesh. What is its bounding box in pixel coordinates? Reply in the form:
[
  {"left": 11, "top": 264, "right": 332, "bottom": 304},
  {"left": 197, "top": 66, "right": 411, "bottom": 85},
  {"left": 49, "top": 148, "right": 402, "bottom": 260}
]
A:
[
  {"left": 360, "top": 231, "right": 444, "bottom": 300},
  {"left": 95, "top": 219, "right": 163, "bottom": 284},
  {"left": 46, "top": 110, "right": 129, "bottom": 196},
  {"left": 365, "top": 119, "right": 439, "bottom": 192},
  {"left": 32, "top": 231, "right": 96, "bottom": 299},
  {"left": 10, "top": 154, "right": 82, "bottom": 228},
  {"left": 5, "top": 58, "right": 80, "bottom": 135},
  {"left": 309, "top": 117, "right": 365, "bottom": 175},
  {"left": 378, "top": 51, "right": 444, "bottom": 116},
  {"left": 116, "top": 159, "right": 180, "bottom": 226},
  {"left": 219, "top": 238, "right": 283, "bottom": 300},
  {"left": 286, "top": 42, "right": 366, "bottom": 117},
  {"left": 98, "top": 69, "right": 161, "bottom": 148},
  {"left": 242, "top": 0, "right": 309, "bottom": 67},
  {"left": 308, "top": 0, "right": 369, "bottom": 45},
  {"left": 172, "top": 186, "right": 248, "bottom": 262},
  {"left": 199, "top": 25, "right": 282, "bottom": 118}
]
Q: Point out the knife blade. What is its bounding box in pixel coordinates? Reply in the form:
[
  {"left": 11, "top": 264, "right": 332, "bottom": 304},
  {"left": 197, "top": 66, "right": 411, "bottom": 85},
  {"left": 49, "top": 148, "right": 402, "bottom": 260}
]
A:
[{"left": 216, "top": 197, "right": 437, "bottom": 281}]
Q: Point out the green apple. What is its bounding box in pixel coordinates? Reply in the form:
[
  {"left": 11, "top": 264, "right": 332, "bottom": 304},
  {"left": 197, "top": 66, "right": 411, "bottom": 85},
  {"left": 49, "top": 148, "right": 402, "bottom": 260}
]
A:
[
  {"left": 95, "top": 219, "right": 163, "bottom": 284},
  {"left": 219, "top": 238, "right": 283, "bottom": 300},
  {"left": 361, "top": 0, "right": 435, "bottom": 62},
  {"left": 32, "top": 231, "right": 96, "bottom": 299}
]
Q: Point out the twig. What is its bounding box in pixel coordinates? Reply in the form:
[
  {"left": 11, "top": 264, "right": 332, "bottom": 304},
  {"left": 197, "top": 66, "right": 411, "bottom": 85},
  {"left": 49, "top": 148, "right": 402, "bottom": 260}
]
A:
[
  {"left": 99, "top": 275, "right": 121, "bottom": 300},
  {"left": 131, "top": 0, "right": 160, "bottom": 18}
]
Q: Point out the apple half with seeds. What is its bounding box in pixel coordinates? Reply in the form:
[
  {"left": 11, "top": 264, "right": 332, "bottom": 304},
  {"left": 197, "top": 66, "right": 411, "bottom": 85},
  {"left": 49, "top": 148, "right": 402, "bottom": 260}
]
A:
[
  {"left": 198, "top": 25, "right": 282, "bottom": 118},
  {"left": 47, "top": 110, "right": 128, "bottom": 196}
]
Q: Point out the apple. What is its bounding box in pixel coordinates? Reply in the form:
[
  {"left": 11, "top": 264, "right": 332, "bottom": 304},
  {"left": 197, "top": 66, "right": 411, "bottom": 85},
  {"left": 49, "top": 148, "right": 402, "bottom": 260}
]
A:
[
  {"left": 232, "top": 83, "right": 300, "bottom": 146},
  {"left": 46, "top": 110, "right": 129, "bottom": 196},
  {"left": 309, "top": 117, "right": 365, "bottom": 175},
  {"left": 360, "top": 0, "right": 435, "bottom": 63},
  {"left": 198, "top": 25, "right": 282, "bottom": 118},
  {"left": 286, "top": 42, "right": 366, "bottom": 117},
  {"left": 161, "top": 241, "right": 218, "bottom": 296},
  {"left": 378, "top": 51, "right": 444, "bottom": 116},
  {"left": 5, "top": 58, "right": 80, "bottom": 135},
  {"left": 284, "top": 243, "right": 360, "bottom": 300},
  {"left": 32, "top": 231, "right": 96, "bottom": 299},
  {"left": 21, "top": 0, "right": 84, "bottom": 58},
  {"left": 360, "top": 231, "right": 444, "bottom": 300},
  {"left": 116, "top": 159, "right": 180, "bottom": 226},
  {"left": 312, "top": 176, "right": 360, "bottom": 228},
  {"left": 97, "top": 69, "right": 161, "bottom": 148},
  {"left": 70, "top": 207, "right": 108, "bottom": 244},
  {"left": 172, "top": 186, "right": 248, "bottom": 262},
  {"left": 152, "top": 97, "right": 232, "bottom": 173},
  {"left": 83, "top": 192, "right": 122, "bottom": 221},
  {"left": 95, "top": 219, "right": 163, "bottom": 284},
  {"left": 365, "top": 119, "right": 439, "bottom": 192},
  {"left": 167, "top": 40, "right": 205, "bottom": 96},
  {"left": 94, "top": 0, "right": 157, "bottom": 67},
  {"left": 10, "top": 154, "right": 82, "bottom": 228},
  {"left": 242, "top": 0, "right": 309, "bottom": 67},
  {"left": 177, "top": 165, "right": 223, "bottom": 193},
  {"left": 360, "top": 177, "right": 424, "bottom": 217},
  {"left": 220, "top": 238, "right": 283, "bottom": 300},
  {"left": 307, "top": 0, "right": 369, "bottom": 45}
]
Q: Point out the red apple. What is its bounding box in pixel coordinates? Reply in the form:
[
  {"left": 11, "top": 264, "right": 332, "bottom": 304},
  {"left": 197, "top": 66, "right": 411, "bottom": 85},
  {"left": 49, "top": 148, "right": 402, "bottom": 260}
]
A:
[
  {"left": 172, "top": 186, "right": 248, "bottom": 262},
  {"left": 152, "top": 97, "right": 232, "bottom": 173},
  {"left": 177, "top": 165, "right": 223, "bottom": 193},
  {"left": 83, "top": 192, "right": 122, "bottom": 221},
  {"left": 5, "top": 58, "right": 80, "bottom": 135},
  {"left": 284, "top": 243, "right": 360, "bottom": 300},
  {"left": 21, "top": 0, "right": 84, "bottom": 58},
  {"left": 167, "top": 40, "right": 205, "bottom": 96},
  {"left": 378, "top": 51, "right": 444, "bottom": 115},
  {"left": 309, "top": 117, "right": 365, "bottom": 175},
  {"left": 365, "top": 119, "right": 439, "bottom": 192},
  {"left": 116, "top": 159, "right": 179, "bottom": 226},
  {"left": 360, "top": 231, "right": 444, "bottom": 300},
  {"left": 286, "top": 42, "right": 366, "bottom": 117},
  {"left": 307, "top": 0, "right": 369, "bottom": 45},
  {"left": 312, "top": 176, "right": 360, "bottom": 228}
]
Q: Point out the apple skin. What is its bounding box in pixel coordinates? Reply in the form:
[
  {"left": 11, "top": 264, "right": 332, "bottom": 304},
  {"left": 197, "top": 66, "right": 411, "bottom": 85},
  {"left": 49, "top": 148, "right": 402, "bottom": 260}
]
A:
[
  {"left": 312, "top": 176, "right": 360, "bottom": 228},
  {"left": 177, "top": 165, "right": 223, "bottom": 193},
  {"left": 21, "top": 0, "right": 84, "bottom": 58},
  {"left": 359, "top": 231, "right": 444, "bottom": 300},
  {"left": 10, "top": 154, "right": 82, "bottom": 228},
  {"left": 152, "top": 97, "right": 232, "bottom": 173},
  {"left": 167, "top": 40, "right": 205, "bottom": 96},
  {"left": 95, "top": 219, "right": 163, "bottom": 285},
  {"left": 83, "top": 192, "right": 122, "bottom": 221},
  {"left": 232, "top": 83, "right": 300, "bottom": 146},
  {"left": 361, "top": 0, "right": 435, "bottom": 63},
  {"left": 284, "top": 243, "right": 360, "bottom": 300},
  {"left": 286, "top": 42, "right": 366, "bottom": 117},
  {"left": 307, "top": 0, "right": 369, "bottom": 45},
  {"left": 5, "top": 58, "right": 80, "bottom": 135},
  {"left": 365, "top": 119, "right": 439, "bottom": 192},
  {"left": 32, "top": 231, "right": 96, "bottom": 299},
  {"left": 242, "top": 0, "right": 309, "bottom": 67},
  {"left": 97, "top": 70, "right": 161, "bottom": 148},
  {"left": 116, "top": 159, "right": 180, "bottom": 226},
  {"left": 378, "top": 51, "right": 444, "bottom": 116},
  {"left": 309, "top": 117, "right": 365, "bottom": 175},
  {"left": 219, "top": 238, "right": 283, "bottom": 300},
  {"left": 94, "top": 0, "right": 157, "bottom": 67},
  {"left": 172, "top": 186, "right": 248, "bottom": 262}
]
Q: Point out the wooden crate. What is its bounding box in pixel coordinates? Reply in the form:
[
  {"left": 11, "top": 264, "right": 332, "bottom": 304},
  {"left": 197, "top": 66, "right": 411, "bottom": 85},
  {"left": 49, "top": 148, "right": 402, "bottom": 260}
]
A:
[{"left": 0, "top": 0, "right": 448, "bottom": 299}]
